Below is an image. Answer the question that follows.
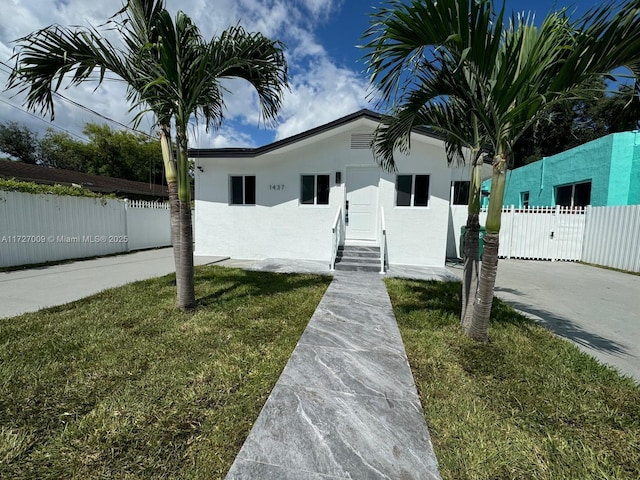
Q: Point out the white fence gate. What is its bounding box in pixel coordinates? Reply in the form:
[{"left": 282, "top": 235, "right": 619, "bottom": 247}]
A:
[
  {"left": 0, "top": 191, "right": 171, "bottom": 268},
  {"left": 498, "top": 206, "right": 585, "bottom": 261},
  {"left": 449, "top": 204, "right": 640, "bottom": 273},
  {"left": 449, "top": 205, "right": 586, "bottom": 261}
]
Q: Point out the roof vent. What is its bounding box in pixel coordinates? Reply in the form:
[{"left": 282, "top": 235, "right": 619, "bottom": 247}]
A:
[{"left": 350, "top": 133, "right": 374, "bottom": 149}]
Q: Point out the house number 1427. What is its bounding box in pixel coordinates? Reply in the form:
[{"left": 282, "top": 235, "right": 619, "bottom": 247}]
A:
[{"left": 269, "top": 184, "right": 285, "bottom": 190}]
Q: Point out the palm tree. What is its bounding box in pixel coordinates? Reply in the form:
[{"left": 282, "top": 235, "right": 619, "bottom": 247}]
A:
[
  {"left": 370, "top": 92, "right": 489, "bottom": 331},
  {"left": 364, "top": 0, "right": 640, "bottom": 341},
  {"left": 7, "top": 0, "right": 288, "bottom": 309}
]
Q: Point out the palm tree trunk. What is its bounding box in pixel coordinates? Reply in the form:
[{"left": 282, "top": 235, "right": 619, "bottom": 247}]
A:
[
  {"left": 159, "top": 123, "right": 180, "bottom": 271},
  {"left": 468, "top": 231, "right": 498, "bottom": 341},
  {"left": 176, "top": 199, "right": 195, "bottom": 309},
  {"left": 467, "top": 153, "right": 507, "bottom": 342},
  {"left": 175, "top": 124, "right": 196, "bottom": 310},
  {"left": 461, "top": 214, "right": 480, "bottom": 330},
  {"left": 460, "top": 152, "right": 484, "bottom": 330}
]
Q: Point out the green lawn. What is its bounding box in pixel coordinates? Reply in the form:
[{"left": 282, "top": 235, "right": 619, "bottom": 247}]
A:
[
  {"left": 386, "top": 278, "right": 640, "bottom": 480},
  {"left": 0, "top": 266, "right": 331, "bottom": 479}
]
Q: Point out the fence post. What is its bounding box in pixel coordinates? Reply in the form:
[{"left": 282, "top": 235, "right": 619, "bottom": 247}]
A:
[
  {"left": 581, "top": 205, "right": 591, "bottom": 263},
  {"left": 123, "top": 198, "right": 130, "bottom": 253},
  {"left": 506, "top": 205, "right": 515, "bottom": 259}
]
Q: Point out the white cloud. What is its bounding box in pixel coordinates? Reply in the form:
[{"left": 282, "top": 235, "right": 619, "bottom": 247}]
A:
[
  {"left": 1, "top": 0, "right": 371, "bottom": 149},
  {"left": 297, "top": 0, "right": 345, "bottom": 22},
  {"left": 189, "top": 122, "right": 257, "bottom": 149},
  {"left": 276, "top": 58, "right": 370, "bottom": 140}
]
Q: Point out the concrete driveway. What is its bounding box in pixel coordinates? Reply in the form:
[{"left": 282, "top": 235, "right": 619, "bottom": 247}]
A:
[
  {"left": 0, "top": 248, "right": 226, "bottom": 319},
  {"left": 488, "top": 260, "right": 640, "bottom": 384}
]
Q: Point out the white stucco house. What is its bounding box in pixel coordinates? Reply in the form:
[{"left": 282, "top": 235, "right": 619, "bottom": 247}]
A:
[{"left": 190, "top": 109, "right": 477, "bottom": 271}]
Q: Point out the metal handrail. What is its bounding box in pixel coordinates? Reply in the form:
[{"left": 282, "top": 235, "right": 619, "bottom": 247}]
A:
[
  {"left": 330, "top": 207, "right": 343, "bottom": 270},
  {"left": 379, "top": 206, "right": 387, "bottom": 273}
]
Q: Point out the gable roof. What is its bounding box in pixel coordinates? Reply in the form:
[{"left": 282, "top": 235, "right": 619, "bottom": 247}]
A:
[
  {"left": 188, "top": 109, "right": 443, "bottom": 159},
  {"left": 0, "top": 159, "right": 168, "bottom": 200}
]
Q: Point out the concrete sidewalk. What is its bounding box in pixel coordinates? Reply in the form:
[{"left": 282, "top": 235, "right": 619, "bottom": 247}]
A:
[
  {"left": 226, "top": 271, "right": 441, "bottom": 479},
  {"left": 0, "top": 248, "right": 226, "bottom": 319}
]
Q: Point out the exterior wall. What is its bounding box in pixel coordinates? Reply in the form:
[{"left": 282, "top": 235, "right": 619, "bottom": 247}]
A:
[
  {"left": 194, "top": 125, "right": 452, "bottom": 267},
  {"left": 502, "top": 134, "right": 616, "bottom": 207},
  {"left": 608, "top": 132, "right": 637, "bottom": 205},
  {"left": 630, "top": 141, "right": 640, "bottom": 204},
  {"left": 381, "top": 146, "right": 452, "bottom": 266},
  {"left": 497, "top": 132, "right": 640, "bottom": 208},
  {"left": 195, "top": 135, "right": 346, "bottom": 263}
]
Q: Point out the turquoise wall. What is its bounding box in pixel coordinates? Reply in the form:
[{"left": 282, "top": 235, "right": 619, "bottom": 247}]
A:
[
  {"left": 628, "top": 139, "right": 640, "bottom": 204},
  {"left": 494, "top": 132, "right": 640, "bottom": 207}
]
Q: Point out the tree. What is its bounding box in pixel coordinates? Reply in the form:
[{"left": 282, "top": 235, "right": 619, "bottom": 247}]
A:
[
  {"left": 38, "top": 128, "right": 90, "bottom": 170},
  {"left": 38, "top": 123, "right": 164, "bottom": 183},
  {"left": 7, "top": 0, "right": 288, "bottom": 310},
  {"left": 0, "top": 122, "right": 39, "bottom": 163},
  {"left": 82, "top": 123, "right": 164, "bottom": 184},
  {"left": 365, "top": 0, "right": 640, "bottom": 341},
  {"left": 513, "top": 80, "right": 640, "bottom": 166}
]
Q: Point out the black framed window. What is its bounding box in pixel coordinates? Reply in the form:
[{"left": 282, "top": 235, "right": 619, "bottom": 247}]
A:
[
  {"left": 521, "top": 191, "right": 530, "bottom": 208},
  {"left": 396, "top": 174, "right": 430, "bottom": 207},
  {"left": 452, "top": 181, "right": 470, "bottom": 205},
  {"left": 555, "top": 181, "right": 591, "bottom": 207},
  {"left": 301, "top": 174, "right": 330, "bottom": 205},
  {"left": 230, "top": 175, "right": 256, "bottom": 205}
]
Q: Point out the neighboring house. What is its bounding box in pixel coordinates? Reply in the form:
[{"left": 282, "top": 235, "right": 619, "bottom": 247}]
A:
[
  {"left": 483, "top": 131, "right": 640, "bottom": 208},
  {"left": 191, "top": 109, "right": 477, "bottom": 269},
  {"left": 0, "top": 159, "right": 168, "bottom": 201}
]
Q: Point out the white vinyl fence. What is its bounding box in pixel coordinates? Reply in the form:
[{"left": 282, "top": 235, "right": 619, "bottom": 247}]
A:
[
  {"left": 0, "top": 191, "right": 171, "bottom": 268},
  {"left": 449, "top": 204, "right": 640, "bottom": 273},
  {"left": 497, "top": 206, "right": 586, "bottom": 261},
  {"left": 582, "top": 205, "right": 640, "bottom": 273}
]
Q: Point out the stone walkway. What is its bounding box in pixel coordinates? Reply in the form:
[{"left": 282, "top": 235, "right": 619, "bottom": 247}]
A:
[{"left": 225, "top": 271, "right": 442, "bottom": 479}]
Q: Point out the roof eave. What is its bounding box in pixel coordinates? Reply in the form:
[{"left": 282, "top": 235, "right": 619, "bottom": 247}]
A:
[{"left": 189, "top": 109, "right": 443, "bottom": 159}]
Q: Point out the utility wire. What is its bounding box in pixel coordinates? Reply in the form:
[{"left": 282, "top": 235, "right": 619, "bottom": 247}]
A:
[
  {"left": 0, "top": 60, "right": 156, "bottom": 140},
  {"left": 0, "top": 97, "right": 88, "bottom": 141}
]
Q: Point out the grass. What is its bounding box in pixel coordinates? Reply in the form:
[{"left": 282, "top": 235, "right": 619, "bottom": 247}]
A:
[
  {"left": 386, "top": 278, "right": 640, "bottom": 480},
  {"left": 0, "top": 266, "right": 331, "bottom": 479},
  {"left": 579, "top": 261, "right": 640, "bottom": 277}
]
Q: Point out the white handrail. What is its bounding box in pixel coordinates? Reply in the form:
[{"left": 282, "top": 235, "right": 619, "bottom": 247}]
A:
[
  {"left": 330, "top": 207, "right": 343, "bottom": 270},
  {"left": 379, "top": 206, "right": 387, "bottom": 273}
]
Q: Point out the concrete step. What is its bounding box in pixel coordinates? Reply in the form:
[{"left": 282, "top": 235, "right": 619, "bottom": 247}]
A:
[
  {"left": 337, "top": 250, "right": 380, "bottom": 259},
  {"left": 339, "top": 245, "right": 380, "bottom": 253},
  {"left": 334, "top": 243, "right": 382, "bottom": 273},
  {"left": 334, "top": 262, "right": 381, "bottom": 272},
  {"left": 335, "top": 256, "right": 380, "bottom": 266},
  {"left": 338, "top": 247, "right": 380, "bottom": 258}
]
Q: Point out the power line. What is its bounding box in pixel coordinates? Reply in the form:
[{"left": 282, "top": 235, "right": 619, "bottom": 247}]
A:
[
  {"left": 0, "top": 60, "right": 156, "bottom": 140},
  {"left": 0, "top": 97, "right": 88, "bottom": 141}
]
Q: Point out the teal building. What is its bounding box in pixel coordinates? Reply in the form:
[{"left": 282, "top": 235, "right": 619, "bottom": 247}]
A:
[{"left": 483, "top": 131, "right": 640, "bottom": 207}]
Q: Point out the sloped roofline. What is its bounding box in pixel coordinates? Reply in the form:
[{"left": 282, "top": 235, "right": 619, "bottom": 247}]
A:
[
  {"left": 0, "top": 159, "right": 168, "bottom": 200},
  {"left": 188, "top": 109, "right": 442, "bottom": 158}
]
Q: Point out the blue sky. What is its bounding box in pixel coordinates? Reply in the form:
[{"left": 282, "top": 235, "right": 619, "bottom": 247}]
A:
[{"left": 0, "top": 1, "right": 609, "bottom": 151}]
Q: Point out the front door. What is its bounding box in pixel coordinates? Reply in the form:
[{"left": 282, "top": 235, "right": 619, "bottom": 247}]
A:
[{"left": 346, "top": 167, "right": 379, "bottom": 240}]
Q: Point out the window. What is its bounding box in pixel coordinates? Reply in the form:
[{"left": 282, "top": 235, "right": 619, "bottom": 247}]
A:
[
  {"left": 555, "top": 181, "right": 591, "bottom": 207},
  {"left": 396, "top": 174, "right": 430, "bottom": 207},
  {"left": 452, "top": 181, "right": 470, "bottom": 205},
  {"left": 521, "top": 191, "right": 530, "bottom": 208},
  {"left": 230, "top": 175, "right": 256, "bottom": 205},
  {"left": 301, "top": 174, "right": 330, "bottom": 205}
]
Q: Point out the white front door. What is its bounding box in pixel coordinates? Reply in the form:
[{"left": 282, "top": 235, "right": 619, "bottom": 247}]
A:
[{"left": 346, "top": 167, "right": 379, "bottom": 240}]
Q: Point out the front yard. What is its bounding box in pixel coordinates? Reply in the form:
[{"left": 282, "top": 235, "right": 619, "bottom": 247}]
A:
[
  {"left": 2, "top": 268, "right": 638, "bottom": 479},
  {"left": 387, "top": 278, "right": 640, "bottom": 480},
  {"left": 0, "top": 266, "right": 330, "bottom": 478}
]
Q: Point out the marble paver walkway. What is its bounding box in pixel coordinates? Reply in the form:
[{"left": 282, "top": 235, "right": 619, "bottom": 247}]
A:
[{"left": 226, "top": 271, "right": 442, "bottom": 479}]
